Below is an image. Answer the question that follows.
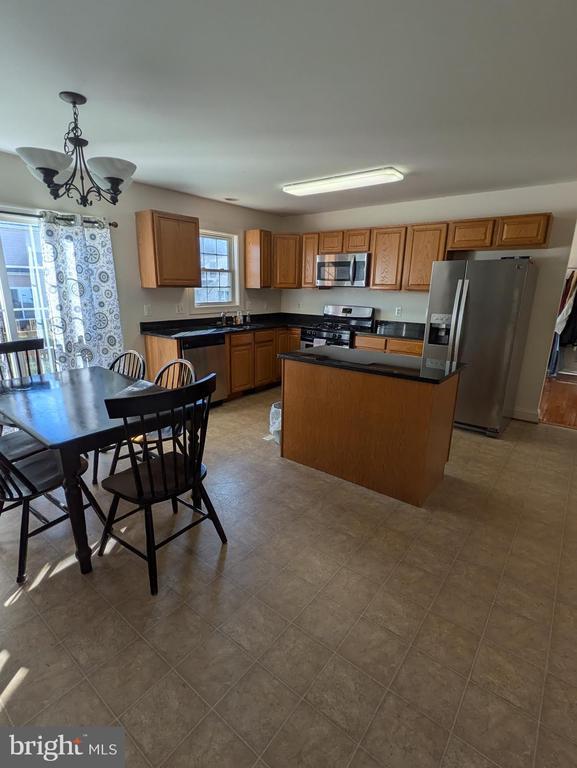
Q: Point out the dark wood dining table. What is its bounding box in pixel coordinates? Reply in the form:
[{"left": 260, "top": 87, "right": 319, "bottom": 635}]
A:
[{"left": 0, "top": 366, "right": 159, "bottom": 575}]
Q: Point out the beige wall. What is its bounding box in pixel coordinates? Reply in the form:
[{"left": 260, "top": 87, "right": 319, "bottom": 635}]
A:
[
  {"left": 2, "top": 147, "right": 577, "bottom": 422},
  {"left": 280, "top": 181, "right": 577, "bottom": 421},
  {"left": 0, "top": 151, "right": 283, "bottom": 353}
]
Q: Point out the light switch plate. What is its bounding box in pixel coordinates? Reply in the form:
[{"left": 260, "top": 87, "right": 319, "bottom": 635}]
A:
[
  {"left": 143, "top": 304, "right": 152, "bottom": 317},
  {"left": 176, "top": 303, "right": 185, "bottom": 315},
  {"left": 395, "top": 306, "right": 402, "bottom": 317}
]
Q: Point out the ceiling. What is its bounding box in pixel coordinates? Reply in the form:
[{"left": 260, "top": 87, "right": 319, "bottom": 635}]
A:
[{"left": 2, "top": 0, "right": 577, "bottom": 214}]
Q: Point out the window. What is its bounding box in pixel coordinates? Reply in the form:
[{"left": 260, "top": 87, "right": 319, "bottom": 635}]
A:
[
  {"left": 194, "top": 232, "right": 237, "bottom": 306},
  {"left": 0, "top": 217, "right": 56, "bottom": 372}
]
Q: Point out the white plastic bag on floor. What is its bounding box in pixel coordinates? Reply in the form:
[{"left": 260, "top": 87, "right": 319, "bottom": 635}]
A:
[{"left": 270, "top": 401, "right": 282, "bottom": 444}]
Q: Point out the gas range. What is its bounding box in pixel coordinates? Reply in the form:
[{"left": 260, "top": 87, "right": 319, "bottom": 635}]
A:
[{"left": 301, "top": 304, "right": 375, "bottom": 348}]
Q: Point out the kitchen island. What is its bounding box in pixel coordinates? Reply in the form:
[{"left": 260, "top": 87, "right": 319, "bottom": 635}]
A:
[{"left": 279, "top": 347, "right": 461, "bottom": 506}]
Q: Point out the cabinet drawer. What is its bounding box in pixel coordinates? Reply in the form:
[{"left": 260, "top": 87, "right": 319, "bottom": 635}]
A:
[
  {"left": 254, "top": 329, "right": 275, "bottom": 343},
  {"left": 230, "top": 332, "right": 254, "bottom": 347},
  {"left": 386, "top": 338, "right": 423, "bottom": 356},
  {"left": 354, "top": 335, "right": 387, "bottom": 352}
]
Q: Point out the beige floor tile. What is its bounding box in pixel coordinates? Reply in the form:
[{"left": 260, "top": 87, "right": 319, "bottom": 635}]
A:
[
  {"left": 541, "top": 674, "right": 577, "bottom": 745},
  {"left": 384, "top": 561, "right": 445, "bottom": 608},
  {"left": 121, "top": 671, "right": 208, "bottom": 766},
  {"left": 363, "top": 692, "right": 449, "bottom": 768},
  {"left": 441, "top": 737, "right": 496, "bottom": 768},
  {"left": 261, "top": 625, "right": 331, "bottom": 695},
  {"left": 220, "top": 596, "right": 287, "bottom": 657},
  {"left": 165, "top": 711, "right": 256, "bottom": 768},
  {"left": 339, "top": 616, "right": 407, "bottom": 687},
  {"left": 184, "top": 576, "right": 250, "bottom": 626},
  {"left": 392, "top": 649, "right": 466, "bottom": 730},
  {"left": 62, "top": 607, "right": 139, "bottom": 672},
  {"left": 319, "top": 567, "right": 381, "bottom": 617},
  {"left": 144, "top": 604, "right": 214, "bottom": 665},
  {"left": 115, "top": 587, "right": 184, "bottom": 633},
  {"left": 502, "top": 554, "right": 557, "bottom": 601},
  {"left": 294, "top": 594, "right": 357, "bottom": 650},
  {"left": 264, "top": 701, "right": 355, "bottom": 768},
  {"left": 216, "top": 665, "right": 298, "bottom": 753},
  {"left": 124, "top": 733, "right": 151, "bottom": 768},
  {"left": 257, "top": 567, "right": 319, "bottom": 620},
  {"left": 363, "top": 588, "right": 426, "bottom": 642},
  {"left": 288, "top": 549, "right": 341, "bottom": 587},
  {"left": 472, "top": 642, "right": 544, "bottom": 715},
  {"left": 176, "top": 629, "right": 252, "bottom": 705},
  {"left": 349, "top": 749, "right": 382, "bottom": 768},
  {"left": 495, "top": 575, "right": 554, "bottom": 626},
  {"left": 455, "top": 683, "right": 537, "bottom": 768},
  {"left": 431, "top": 583, "right": 492, "bottom": 637},
  {"left": 306, "top": 655, "right": 384, "bottom": 740},
  {"left": 27, "top": 679, "right": 113, "bottom": 726},
  {"left": 416, "top": 614, "right": 479, "bottom": 676},
  {"left": 485, "top": 605, "right": 550, "bottom": 669},
  {"left": 403, "top": 541, "right": 454, "bottom": 578},
  {"left": 87, "top": 638, "right": 170, "bottom": 716},
  {"left": 535, "top": 727, "right": 577, "bottom": 768}
]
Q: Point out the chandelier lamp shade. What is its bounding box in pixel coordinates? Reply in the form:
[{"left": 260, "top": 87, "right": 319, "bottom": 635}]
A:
[{"left": 16, "top": 92, "right": 136, "bottom": 207}]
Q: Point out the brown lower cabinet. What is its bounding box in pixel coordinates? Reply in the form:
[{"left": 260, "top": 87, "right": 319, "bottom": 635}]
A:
[
  {"left": 354, "top": 334, "right": 423, "bottom": 356},
  {"left": 229, "top": 327, "right": 302, "bottom": 394},
  {"left": 229, "top": 332, "right": 254, "bottom": 393}
]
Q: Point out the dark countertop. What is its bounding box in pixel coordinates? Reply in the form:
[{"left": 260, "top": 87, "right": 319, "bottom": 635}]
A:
[
  {"left": 355, "top": 321, "right": 425, "bottom": 341},
  {"left": 278, "top": 346, "right": 460, "bottom": 384},
  {"left": 140, "top": 312, "right": 322, "bottom": 339}
]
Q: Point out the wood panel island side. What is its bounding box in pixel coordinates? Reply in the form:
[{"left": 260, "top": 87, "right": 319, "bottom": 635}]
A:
[{"left": 279, "top": 347, "right": 461, "bottom": 507}]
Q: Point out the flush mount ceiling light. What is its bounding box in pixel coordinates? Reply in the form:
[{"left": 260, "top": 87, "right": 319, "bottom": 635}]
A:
[
  {"left": 282, "top": 167, "right": 404, "bottom": 197},
  {"left": 16, "top": 91, "right": 136, "bottom": 208}
]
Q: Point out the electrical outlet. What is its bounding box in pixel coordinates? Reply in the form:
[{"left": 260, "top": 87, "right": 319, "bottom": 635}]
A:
[
  {"left": 143, "top": 304, "right": 152, "bottom": 317},
  {"left": 395, "top": 306, "right": 402, "bottom": 317},
  {"left": 176, "top": 303, "right": 185, "bottom": 315}
]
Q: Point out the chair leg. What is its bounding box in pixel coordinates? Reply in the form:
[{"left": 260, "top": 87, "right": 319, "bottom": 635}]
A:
[
  {"left": 143, "top": 504, "right": 158, "bottom": 595},
  {"left": 98, "top": 495, "right": 120, "bottom": 556},
  {"left": 108, "top": 442, "right": 122, "bottom": 477},
  {"left": 79, "top": 479, "right": 106, "bottom": 524},
  {"left": 92, "top": 449, "right": 100, "bottom": 484},
  {"left": 17, "top": 500, "right": 30, "bottom": 584},
  {"left": 171, "top": 496, "right": 178, "bottom": 515},
  {"left": 200, "top": 484, "right": 227, "bottom": 544}
]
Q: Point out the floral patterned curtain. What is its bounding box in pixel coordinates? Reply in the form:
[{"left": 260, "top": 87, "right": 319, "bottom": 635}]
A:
[{"left": 40, "top": 212, "right": 124, "bottom": 369}]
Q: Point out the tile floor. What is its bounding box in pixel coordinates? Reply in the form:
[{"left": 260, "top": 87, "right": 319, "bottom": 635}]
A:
[{"left": 1, "top": 386, "right": 577, "bottom": 767}]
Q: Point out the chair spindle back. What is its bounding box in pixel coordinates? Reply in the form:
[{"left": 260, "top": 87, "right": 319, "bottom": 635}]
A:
[
  {"left": 104, "top": 374, "right": 215, "bottom": 501},
  {"left": 0, "top": 338, "right": 45, "bottom": 381},
  {"left": 109, "top": 350, "right": 146, "bottom": 380}
]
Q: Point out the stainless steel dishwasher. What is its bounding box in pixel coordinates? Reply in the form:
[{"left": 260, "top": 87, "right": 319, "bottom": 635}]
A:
[{"left": 179, "top": 332, "right": 229, "bottom": 402}]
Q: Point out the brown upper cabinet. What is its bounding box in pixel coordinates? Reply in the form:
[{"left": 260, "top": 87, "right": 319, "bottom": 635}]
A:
[
  {"left": 343, "top": 228, "right": 371, "bottom": 252},
  {"left": 447, "top": 218, "right": 495, "bottom": 250},
  {"left": 301, "top": 232, "right": 319, "bottom": 288},
  {"left": 136, "top": 210, "right": 201, "bottom": 288},
  {"left": 369, "top": 227, "right": 407, "bottom": 290},
  {"left": 318, "top": 231, "right": 344, "bottom": 253},
  {"left": 272, "top": 234, "right": 302, "bottom": 288},
  {"left": 244, "top": 229, "right": 272, "bottom": 288},
  {"left": 494, "top": 213, "right": 551, "bottom": 248},
  {"left": 402, "top": 223, "right": 448, "bottom": 291}
]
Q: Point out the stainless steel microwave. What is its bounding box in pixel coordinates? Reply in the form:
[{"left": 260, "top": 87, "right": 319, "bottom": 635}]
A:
[{"left": 316, "top": 253, "right": 370, "bottom": 287}]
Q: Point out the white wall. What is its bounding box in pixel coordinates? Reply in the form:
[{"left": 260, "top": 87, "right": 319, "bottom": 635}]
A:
[
  {"left": 0, "top": 151, "right": 283, "bottom": 353},
  {"left": 280, "top": 181, "right": 577, "bottom": 421}
]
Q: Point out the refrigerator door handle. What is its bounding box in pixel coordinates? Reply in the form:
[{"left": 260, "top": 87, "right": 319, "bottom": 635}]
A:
[
  {"left": 446, "top": 279, "right": 463, "bottom": 364},
  {"left": 452, "top": 278, "right": 469, "bottom": 365}
]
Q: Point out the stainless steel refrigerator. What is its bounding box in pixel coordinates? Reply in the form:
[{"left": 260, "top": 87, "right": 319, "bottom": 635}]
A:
[{"left": 423, "top": 258, "right": 535, "bottom": 436}]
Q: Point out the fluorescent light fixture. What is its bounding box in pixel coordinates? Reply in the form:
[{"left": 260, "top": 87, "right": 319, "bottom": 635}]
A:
[{"left": 282, "top": 167, "right": 404, "bottom": 196}]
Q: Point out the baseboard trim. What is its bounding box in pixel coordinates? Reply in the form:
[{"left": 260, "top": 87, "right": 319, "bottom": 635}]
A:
[{"left": 512, "top": 409, "right": 539, "bottom": 423}]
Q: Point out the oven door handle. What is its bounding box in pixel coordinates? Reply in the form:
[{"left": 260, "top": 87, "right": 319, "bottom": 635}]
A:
[{"left": 350, "top": 256, "right": 357, "bottom": 285}]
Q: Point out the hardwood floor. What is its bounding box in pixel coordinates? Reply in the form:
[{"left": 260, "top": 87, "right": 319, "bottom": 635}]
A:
[{"left": 540, "top": 375, "right": 577, "bottom": 428}]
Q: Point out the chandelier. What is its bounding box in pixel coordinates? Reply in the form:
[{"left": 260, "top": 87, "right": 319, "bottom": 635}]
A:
[{"left": 16, "top": 92, "right": 136, "bottom": 208}]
